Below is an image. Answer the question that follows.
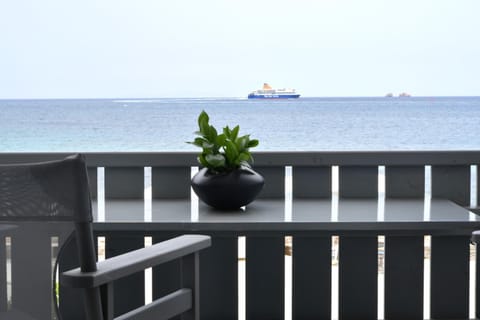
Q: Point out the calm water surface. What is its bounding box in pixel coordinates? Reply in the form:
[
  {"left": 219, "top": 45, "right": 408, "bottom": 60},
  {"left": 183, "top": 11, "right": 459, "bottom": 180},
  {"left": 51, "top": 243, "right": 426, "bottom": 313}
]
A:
[{"left": 1, "top": 97, "right": 479, "bottom": 152}]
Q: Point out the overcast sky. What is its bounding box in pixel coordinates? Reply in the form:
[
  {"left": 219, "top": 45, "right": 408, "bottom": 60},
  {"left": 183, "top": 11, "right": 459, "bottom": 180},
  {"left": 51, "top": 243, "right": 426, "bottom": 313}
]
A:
[{"left": 1, "top": 0, "right": 479, "bottom": 99}]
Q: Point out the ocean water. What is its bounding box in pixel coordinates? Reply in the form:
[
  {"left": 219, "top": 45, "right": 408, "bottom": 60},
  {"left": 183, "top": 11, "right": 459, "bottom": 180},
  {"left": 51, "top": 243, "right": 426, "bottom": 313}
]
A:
[{"left": 1, "top": 96, "right": 480, "bottom": 152}]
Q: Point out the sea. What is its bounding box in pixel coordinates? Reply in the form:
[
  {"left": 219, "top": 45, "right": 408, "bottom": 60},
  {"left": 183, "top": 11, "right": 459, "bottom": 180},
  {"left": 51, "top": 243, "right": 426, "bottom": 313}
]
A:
[{"left": 1, "top": 96, "right": 480, "bottom": 152}]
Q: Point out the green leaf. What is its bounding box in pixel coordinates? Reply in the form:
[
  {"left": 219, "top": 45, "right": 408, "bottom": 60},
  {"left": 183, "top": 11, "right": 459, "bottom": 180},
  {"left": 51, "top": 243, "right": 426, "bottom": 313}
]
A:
[
  {"left": 198, "top": 111, "right": 210, "bottom": 136},
  {"left": 224, "top": 140, "right": 239, "bottom": 165},
  {"left": 215, "top": 133, "right": 227, "bottom": 146},
  {"left": 197, "top": 154, "right": 209, "bottom": 167},
  {"left": 248, "top": 139, "right": 259, "bottom": 148},
  {"left": 201, "top": 141, "right": 214, "bottom": 149},
  {"left": 230, "top": 125, "right": 240, "bottom": 141},
  {"left": 236, "top": 135, "right": 249, "bottom": 151},
  {"left": 223, "top": 126, "right": 231, "bottom": 138},
  {"left": 208, "top": 125, "right": 218, "bottom": 142},
  {"left": 237, "top": 152, "right": 251, "bottom": 164},
  {"left": 205, "top": 154, "right": 226, "bottom": 168},
  {"left": 186, "top": 137, "right": 206, "bottom": 148}
]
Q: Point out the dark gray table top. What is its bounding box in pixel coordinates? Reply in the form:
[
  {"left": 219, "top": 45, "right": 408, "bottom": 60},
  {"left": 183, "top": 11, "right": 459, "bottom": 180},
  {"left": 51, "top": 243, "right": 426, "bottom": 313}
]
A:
[{"left": 93, "top": 198, "right": 480, "bottom": 235}]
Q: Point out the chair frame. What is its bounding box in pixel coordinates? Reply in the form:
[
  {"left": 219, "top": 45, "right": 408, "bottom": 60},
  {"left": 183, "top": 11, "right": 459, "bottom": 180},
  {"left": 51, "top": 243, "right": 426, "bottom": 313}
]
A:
[
  {"left": 61, "top": 234, "right": 210, "bottom": 320},
  {"left": 1, "top": 154, "right": 211, "bottom": 320}
]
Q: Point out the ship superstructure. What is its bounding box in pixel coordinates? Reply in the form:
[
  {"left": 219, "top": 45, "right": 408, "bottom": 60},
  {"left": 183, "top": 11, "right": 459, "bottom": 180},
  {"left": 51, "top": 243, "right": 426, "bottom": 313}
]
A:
[{"left": 248, "top": 83, "right": 300, "bottom": 99}]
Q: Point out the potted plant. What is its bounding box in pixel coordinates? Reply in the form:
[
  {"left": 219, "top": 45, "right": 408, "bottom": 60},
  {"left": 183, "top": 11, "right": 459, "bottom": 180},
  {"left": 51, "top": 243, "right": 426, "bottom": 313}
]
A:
[{"left": 188, "top": 110, "right": 264, "bottom": 210}]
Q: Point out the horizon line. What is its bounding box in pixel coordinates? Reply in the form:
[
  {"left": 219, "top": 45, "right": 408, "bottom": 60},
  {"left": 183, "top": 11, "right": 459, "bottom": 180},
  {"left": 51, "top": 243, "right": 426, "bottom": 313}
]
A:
[{"left": 1, "top": 95, "right": 480, "bottom": 101}]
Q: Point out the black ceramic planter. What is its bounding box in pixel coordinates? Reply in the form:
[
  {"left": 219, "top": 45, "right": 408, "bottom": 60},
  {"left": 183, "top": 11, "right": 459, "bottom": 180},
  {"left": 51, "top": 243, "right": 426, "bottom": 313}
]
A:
[{"left": 191, "top": 167, "right": 264, "bottom": 210}]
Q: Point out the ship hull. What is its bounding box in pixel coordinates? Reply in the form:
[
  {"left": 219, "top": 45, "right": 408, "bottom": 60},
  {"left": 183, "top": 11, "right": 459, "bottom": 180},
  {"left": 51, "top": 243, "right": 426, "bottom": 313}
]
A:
[{"left": 248, "top": 93, "right": 300, "bottom": 99}]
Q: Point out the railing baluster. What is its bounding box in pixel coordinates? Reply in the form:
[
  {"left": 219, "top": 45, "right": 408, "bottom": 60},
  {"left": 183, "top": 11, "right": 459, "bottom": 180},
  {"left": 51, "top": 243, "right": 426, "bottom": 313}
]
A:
[
  {"left": 104, "top": 167, "right": 144, "bottom": 220},
  {"left": 430, "top": 235, "right": 470, "bottom": 319},
  {"left": 87, "top": 167, "right": 98, "bottom": 200},
  {"left": 152, "top": 167, "right": 191, "bottom": 199},
  {"left": 247, "top": 165, "right": 285, "bottom": 319},
  {"left": 104, "top": 167, "right": 145, "bottom": 316},
  {"left": 87, "top": 167, "right": 98, "bottom": 221},
  {"left": 339, "top": 166, "right": 378, "bottom": 198},
  {"left": 477, "top": 164, "right": 479, "bottom": 206},
  {"left": 476, "top": 164, "right": 480, "bottom": 214},
  {"left": 477, "top": 238, "right": 480, "bottom": 320},
  {"left": 150, "top": 167, "right": 191, "bottom": 319},
  {"left": 338, "top": 166, "right": 378, "bottom": 319},
  {"left": 292, "top": 166, "right": 331, "bottom": 198},
  {"left": 385, "top": 166, "right": 425, "bottom": 198},
  {"left": 384, "top": 235, "right": 424, "bottom": 319},
  {"left": 246, "top": 236, "right": 284, "bottom": 320},
  {"left": 151, "top": 167, "right": 191, "bottom": 221},
  {"left": 339, "top": 236, "right": 378, "bottom": 319},
  {"left": 104, "top": 232, "right": 145, "bottom": 317},
  {"left": 293, "top": 236, "right": 331, "bottom": 319},
  {"left": 0, "top": 235, "right": 7, "bottom": 312},
  {"left": 431, "top": 165, "right": 470, "bottom": 206},
  {"left": 11, "top": 225, "right": 54, "bottom": 319},
  {"left": 59, "top": 233, "right": 86, "bottom": 320},
  {"left": 431, "top": 165, "right": 471, "bottom": 319},
  {"left": 104, "top": 167, "right": 144, "bottom": 200},
  {"left": 291, "top": 166, "right": 332, "bottom": 318},
  {"left": 152, "top": 232, "right": 182, "bottom": 320},
  {"left": 476, "top": 164, "right": 480, "bottom": 319},
  {"left": 200, "top": 236, "right": 238, "bottom": 319},
  {"left": 384, "top": 166, "right": 425, "bottom": 319}
]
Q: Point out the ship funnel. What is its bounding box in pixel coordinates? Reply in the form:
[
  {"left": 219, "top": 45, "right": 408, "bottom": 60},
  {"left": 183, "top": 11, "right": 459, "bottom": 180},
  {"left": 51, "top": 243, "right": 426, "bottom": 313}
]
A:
[{"left": 263, "top": 83, "right": 273, "bottom": 90}]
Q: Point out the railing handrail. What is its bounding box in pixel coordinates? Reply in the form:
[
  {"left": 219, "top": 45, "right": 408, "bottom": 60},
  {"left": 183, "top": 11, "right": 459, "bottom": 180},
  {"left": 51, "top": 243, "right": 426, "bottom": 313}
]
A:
[{"left": 1, "top": 150, "right": 479, "bottom": 166}]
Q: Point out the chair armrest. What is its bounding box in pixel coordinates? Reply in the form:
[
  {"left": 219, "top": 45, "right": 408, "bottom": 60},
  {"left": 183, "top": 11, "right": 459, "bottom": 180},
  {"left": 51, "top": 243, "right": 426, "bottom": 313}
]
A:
[{"left": 61, "top": 234, "right": 211, "bottom": 288}]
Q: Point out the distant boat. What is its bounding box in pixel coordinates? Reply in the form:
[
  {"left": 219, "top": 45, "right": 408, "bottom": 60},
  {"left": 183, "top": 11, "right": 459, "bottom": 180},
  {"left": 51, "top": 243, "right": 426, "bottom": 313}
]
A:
[
  {"left": 399, "top": 92, "right": 411, "bottom": 97},
  {"left": 385, "top": 93, "right": 394, "bottom": 97},
  {"left": 248, "top": 83, "right": 300, "bottom": 99}
]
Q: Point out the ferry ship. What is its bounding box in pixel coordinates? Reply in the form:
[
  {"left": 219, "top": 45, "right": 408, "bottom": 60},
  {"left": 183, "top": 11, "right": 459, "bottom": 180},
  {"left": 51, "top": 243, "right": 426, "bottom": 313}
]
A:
[{"left": 248, "top": 83, "right": 300, "bottom": 99}]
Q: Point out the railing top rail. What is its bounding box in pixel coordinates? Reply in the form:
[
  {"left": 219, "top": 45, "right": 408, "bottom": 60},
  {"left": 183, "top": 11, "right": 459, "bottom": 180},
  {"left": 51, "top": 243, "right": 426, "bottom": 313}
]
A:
[{"left": 0, "top": 150, "right": 479, "bottom": 166}]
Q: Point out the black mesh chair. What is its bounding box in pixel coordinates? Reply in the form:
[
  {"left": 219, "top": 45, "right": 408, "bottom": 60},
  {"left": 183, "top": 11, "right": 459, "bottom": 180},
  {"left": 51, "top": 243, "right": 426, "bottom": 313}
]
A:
[{"left": 0, "top": 154, "right": 210, "bottom": 320}]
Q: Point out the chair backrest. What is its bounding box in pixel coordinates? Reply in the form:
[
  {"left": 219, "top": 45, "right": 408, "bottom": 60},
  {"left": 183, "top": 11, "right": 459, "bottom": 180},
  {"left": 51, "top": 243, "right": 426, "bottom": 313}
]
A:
[{"left": 0, "top": 154, "right": 93, "bottom": 319}]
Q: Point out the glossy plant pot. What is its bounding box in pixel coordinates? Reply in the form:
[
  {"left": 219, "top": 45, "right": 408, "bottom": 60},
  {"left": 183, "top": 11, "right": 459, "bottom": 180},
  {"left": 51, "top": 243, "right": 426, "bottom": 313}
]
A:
[{"left": 191, "top": 167, "right": 264, "bottom": 210}]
